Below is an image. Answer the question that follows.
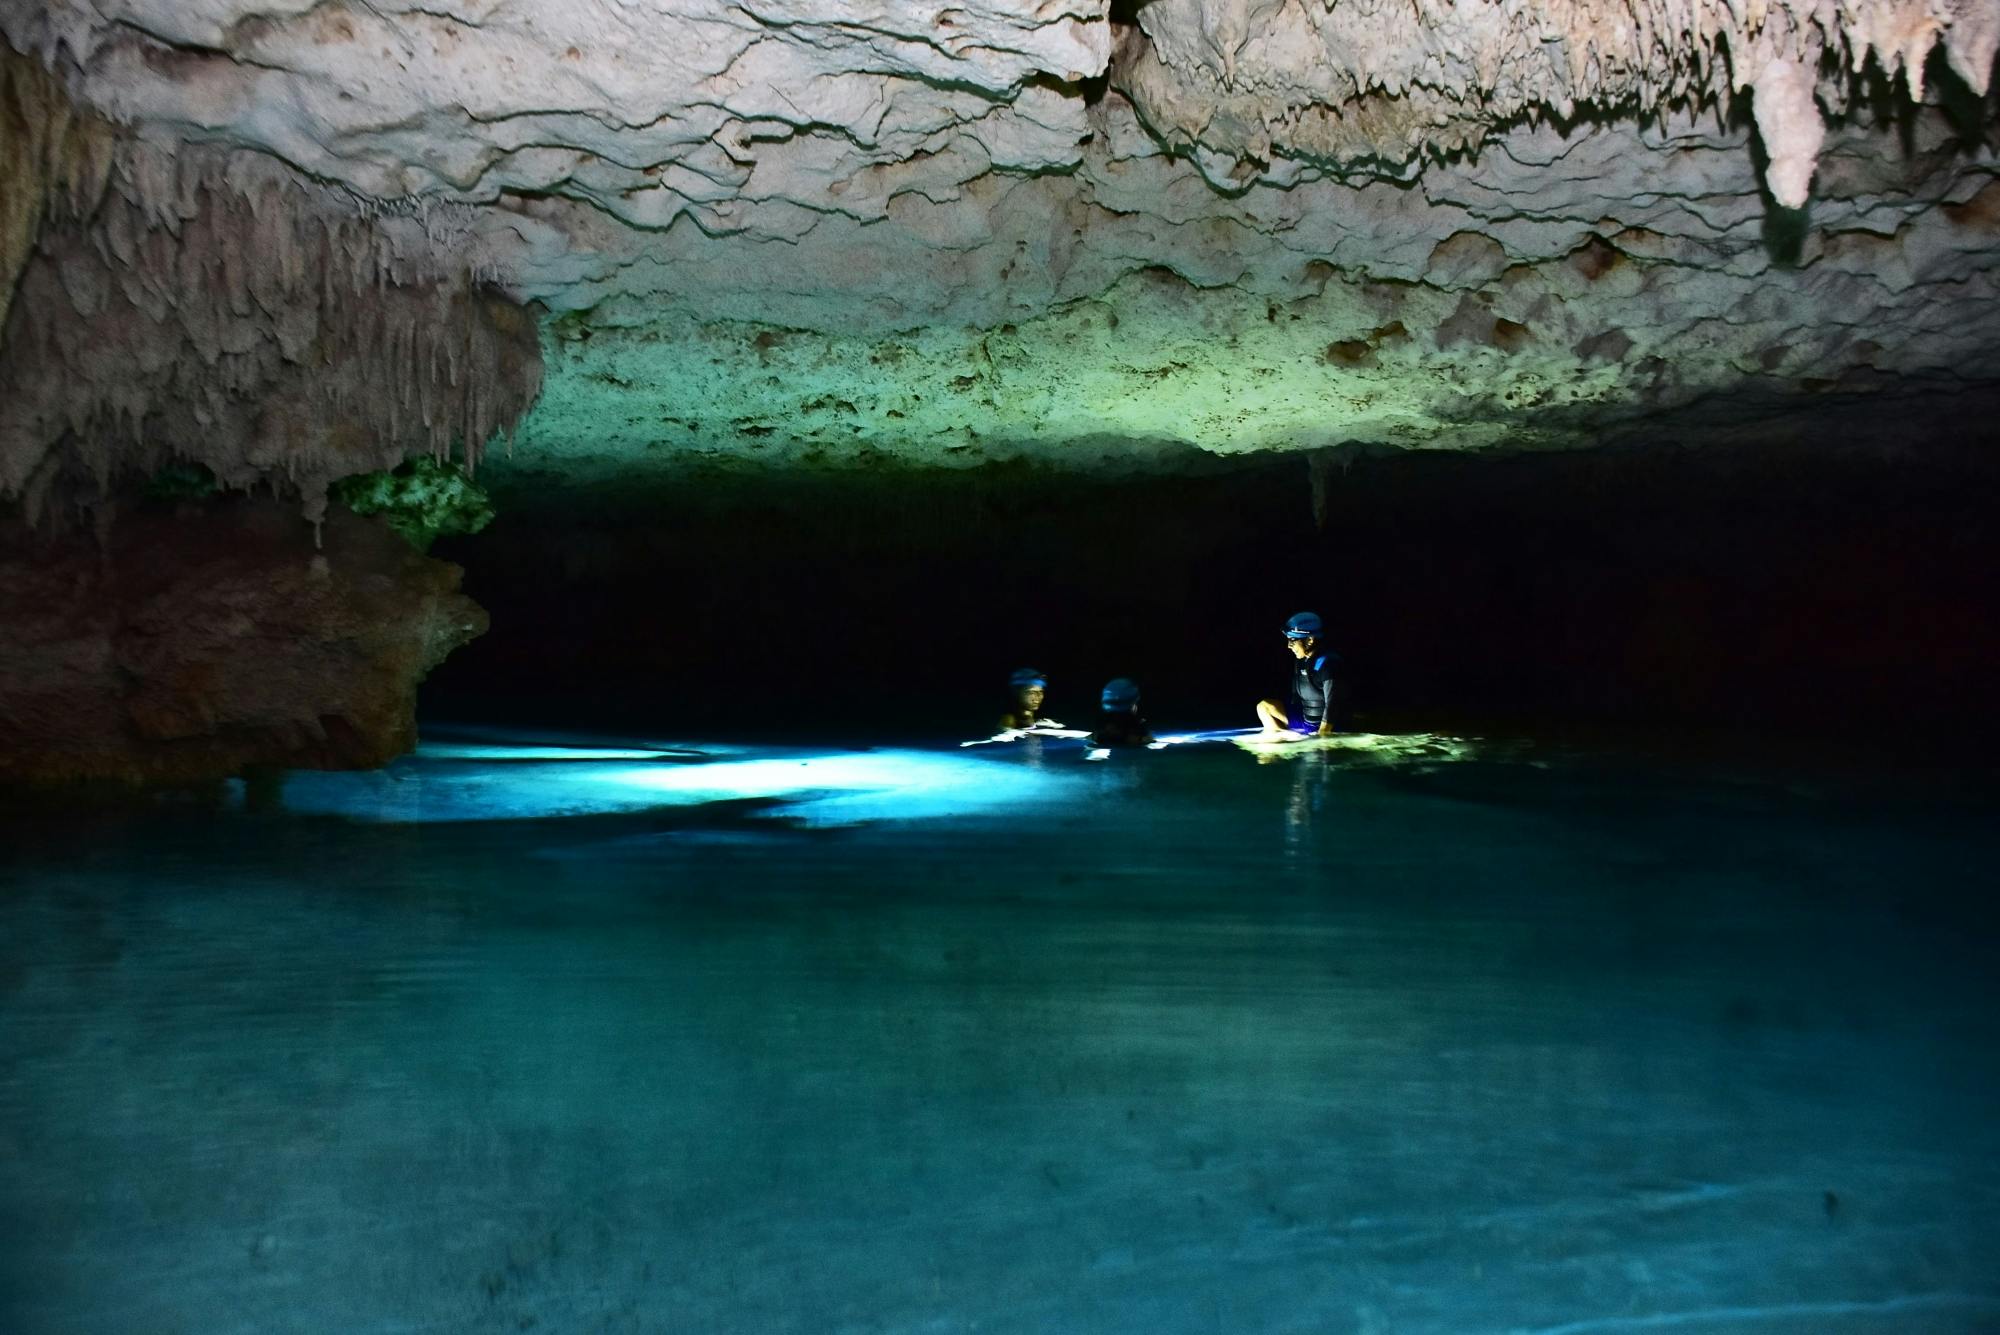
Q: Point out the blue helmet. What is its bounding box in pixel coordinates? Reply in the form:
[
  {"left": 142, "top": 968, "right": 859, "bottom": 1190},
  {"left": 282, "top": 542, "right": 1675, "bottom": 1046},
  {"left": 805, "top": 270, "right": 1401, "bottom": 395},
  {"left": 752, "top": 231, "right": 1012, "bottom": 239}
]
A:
[
  {"left": 1100, "top": 677, "right": 1140, "bottom": 710},
  {"left": 1009, "top": 667, "right": 1048, "bottom": 690},
  {"left": 1284, "top": 610, "right": 1323, "bottom": 640}
]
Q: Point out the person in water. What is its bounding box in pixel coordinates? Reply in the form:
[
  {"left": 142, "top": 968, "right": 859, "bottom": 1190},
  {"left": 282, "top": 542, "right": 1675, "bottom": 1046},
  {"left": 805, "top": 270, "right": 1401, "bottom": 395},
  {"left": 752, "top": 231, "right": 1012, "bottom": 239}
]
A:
[
  {"left": 1256, "top": 610, "right": 1347, "bottom": 737},
  {"left": 1090, "top": 677, "right": 1154, "bottom": 748},
  {"left": 999, "top": 667, "right": 1062, "bottom": 732}
]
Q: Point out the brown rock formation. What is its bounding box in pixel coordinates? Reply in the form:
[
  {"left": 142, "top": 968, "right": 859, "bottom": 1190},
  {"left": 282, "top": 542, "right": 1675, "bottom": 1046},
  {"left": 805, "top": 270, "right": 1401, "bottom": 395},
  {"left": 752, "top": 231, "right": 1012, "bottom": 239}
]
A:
[
  {"left": 0, "top": 499, "right": 486, "bottom": 786},
  {"left": 0, "top": 46, "right": 533, "bottom": 786}
]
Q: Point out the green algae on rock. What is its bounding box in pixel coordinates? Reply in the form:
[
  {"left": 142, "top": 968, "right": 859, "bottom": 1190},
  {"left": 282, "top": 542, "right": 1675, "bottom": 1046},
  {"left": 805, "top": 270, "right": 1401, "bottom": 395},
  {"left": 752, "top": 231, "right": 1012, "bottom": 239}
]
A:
[{"left": 333, "top": 458, "right": 495, "bottom": 553}]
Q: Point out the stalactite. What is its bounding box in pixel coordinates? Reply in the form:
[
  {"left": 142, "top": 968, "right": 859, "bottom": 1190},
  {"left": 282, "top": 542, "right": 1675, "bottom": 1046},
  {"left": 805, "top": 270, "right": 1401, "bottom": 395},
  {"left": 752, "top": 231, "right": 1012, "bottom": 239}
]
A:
[
  {"left": 1120, "top": 0, "right": 2000, "bottom": 205},
  {"left": 0, "top": 138, "right": 542, "bottom": 524},
  {"left": 1749, "top": 57, "right": 1828, "bottom": 210},
  {"left": 0, "top": 44, "right": 113, "bottom": 333},
  {"left": 1308, "top": 452, "right": 1331, "bottom": 533}
]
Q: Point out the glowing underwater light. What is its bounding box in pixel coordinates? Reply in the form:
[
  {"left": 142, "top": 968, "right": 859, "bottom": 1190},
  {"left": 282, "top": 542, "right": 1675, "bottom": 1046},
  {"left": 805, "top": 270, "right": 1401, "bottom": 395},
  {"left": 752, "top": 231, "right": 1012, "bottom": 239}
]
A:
[
  {"left": 277, "top": 740, "right": 1082, "bottom": 826},
  {"left": 961, "top": 727, "right": 1092, "bottom": 747},
  {"left": 1145, "top": 728, "right": 1263, "bottom": 747},
  {"left": 272, "top": 730, "right": 1484, "bottom": 826},
  {"left": 420, "top": 743, "right": 700, "bottom": 762}
]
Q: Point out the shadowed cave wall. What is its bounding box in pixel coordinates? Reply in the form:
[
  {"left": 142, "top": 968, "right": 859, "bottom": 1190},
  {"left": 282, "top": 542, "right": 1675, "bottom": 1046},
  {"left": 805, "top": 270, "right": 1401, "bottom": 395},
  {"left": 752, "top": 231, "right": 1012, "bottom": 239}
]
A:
[{"left": 426, "top": 434, "right": 2000, "bottom": 749}]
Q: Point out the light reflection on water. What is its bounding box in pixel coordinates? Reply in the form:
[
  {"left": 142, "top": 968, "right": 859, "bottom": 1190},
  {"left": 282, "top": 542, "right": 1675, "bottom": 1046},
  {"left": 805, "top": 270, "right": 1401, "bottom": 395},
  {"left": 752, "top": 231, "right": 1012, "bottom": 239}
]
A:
[
  {"left": 2, "top": 732, "right": 1997, "bottom": 1334},
  {"left": 269, "top": 727, "right": 1486, "bottom": 827},
  {"left": 275, "top": 728, "right": 1106, "bottom": 826}
]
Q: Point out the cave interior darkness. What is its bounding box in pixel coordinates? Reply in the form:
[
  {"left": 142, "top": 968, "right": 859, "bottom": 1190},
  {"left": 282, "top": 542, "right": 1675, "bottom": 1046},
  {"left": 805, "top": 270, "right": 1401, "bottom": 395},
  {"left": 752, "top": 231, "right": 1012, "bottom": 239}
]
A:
[{"left": 425, "top": 432, "right": 2000, "bottom": 751}]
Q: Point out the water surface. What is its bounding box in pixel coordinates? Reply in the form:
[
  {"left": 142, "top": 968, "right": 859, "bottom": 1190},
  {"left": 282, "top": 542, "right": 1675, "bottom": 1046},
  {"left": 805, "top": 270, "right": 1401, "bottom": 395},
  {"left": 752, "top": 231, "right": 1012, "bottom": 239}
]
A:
[{"left": 3, "top": 731, "right": 1997, "bottom": 1333}]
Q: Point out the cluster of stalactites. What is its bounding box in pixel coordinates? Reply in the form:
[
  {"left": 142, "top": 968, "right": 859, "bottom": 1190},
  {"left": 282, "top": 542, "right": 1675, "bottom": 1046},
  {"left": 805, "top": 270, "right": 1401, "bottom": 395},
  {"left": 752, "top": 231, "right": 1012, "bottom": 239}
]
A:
[
  {"left": 0, "top": 138, "right": 542, "bottom": 526},
  {"left": 0, "top": 43, "right": 114, "bottom": 331},
  {"left": 1117, "top": 0, "right": 2000, "bottom": 205}
]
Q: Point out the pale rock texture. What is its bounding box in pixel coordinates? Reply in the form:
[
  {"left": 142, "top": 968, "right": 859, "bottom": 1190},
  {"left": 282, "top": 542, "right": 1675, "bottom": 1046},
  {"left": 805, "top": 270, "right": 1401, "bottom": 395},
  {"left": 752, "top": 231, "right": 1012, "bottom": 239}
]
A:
[
  {"left": 0, "top": 125, "right": 543, "bottom": 523},
  {"left": 505, "top": 98, "right": 2000, "bottom": 483},
  {"left": 0, "top": 44, "right": 111, "bottom": 330},
  {"left": 4, "top": 0, "right": 1994, "bottom": 489},
  {"left": 1114, "top": 0, "right": 2000, "bottom": 201}
]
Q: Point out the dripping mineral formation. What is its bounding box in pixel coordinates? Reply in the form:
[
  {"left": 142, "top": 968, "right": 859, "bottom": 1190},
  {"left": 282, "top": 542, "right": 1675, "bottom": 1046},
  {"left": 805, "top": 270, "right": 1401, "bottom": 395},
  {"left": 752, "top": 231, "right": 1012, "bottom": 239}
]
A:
[{"left": 1, "top": 2, "right": 1997, "bottom": 780}]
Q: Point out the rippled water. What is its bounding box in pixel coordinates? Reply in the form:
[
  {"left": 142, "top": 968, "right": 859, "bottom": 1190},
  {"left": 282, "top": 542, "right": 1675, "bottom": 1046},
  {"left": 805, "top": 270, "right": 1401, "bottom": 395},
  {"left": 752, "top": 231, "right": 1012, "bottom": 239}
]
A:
[{"left": 3, "top": 730, "right": 1997, "bottom": 1334}]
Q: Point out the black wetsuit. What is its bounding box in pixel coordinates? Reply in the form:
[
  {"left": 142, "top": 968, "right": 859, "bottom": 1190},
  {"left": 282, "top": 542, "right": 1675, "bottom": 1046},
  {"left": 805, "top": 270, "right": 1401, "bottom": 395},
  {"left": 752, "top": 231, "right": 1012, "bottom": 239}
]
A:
[
  {"left": 1292, "top": 649, "right": 1348, "bottom": 729},
  {"left": 1090, "top": 710, "right": 1153, "bottom": 748}
]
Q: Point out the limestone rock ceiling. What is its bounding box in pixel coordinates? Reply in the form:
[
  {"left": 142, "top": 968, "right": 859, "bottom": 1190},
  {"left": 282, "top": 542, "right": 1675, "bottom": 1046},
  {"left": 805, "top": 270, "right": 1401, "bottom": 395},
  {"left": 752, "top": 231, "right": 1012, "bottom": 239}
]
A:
[{"left": 2, "top": 0, "right": 1999, "bottom": 493}]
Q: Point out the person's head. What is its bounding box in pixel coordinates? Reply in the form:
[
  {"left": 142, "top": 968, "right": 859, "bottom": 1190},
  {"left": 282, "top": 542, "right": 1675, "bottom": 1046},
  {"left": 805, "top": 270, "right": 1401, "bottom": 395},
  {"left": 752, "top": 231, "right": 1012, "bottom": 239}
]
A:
[
  {"left": 1009, "top": 668, "right": 1047, "bottom": 712},
  {"left": 1100, "top": 677, "right": 1141, "bottom": 714},
  {"left": 1283, "top": 610, "right": 1322, "bottom": 658}
]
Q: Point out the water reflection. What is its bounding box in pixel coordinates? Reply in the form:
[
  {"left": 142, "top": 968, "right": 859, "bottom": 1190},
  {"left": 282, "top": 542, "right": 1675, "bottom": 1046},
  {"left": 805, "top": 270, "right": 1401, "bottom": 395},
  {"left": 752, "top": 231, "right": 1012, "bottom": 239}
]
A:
[
  {"left": 2, "top": 733, "right": 1997, "bottom": 1333},
  {"left": 1283, "top": 749, "right": 1332, "bottom": 854}
]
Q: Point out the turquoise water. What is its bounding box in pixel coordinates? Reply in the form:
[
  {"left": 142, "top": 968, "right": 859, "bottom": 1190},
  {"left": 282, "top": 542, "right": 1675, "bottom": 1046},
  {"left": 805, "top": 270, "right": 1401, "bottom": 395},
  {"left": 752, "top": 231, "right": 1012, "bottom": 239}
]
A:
[{"left": 3, "top": 731, "right": 1998, "bottom": 1333}]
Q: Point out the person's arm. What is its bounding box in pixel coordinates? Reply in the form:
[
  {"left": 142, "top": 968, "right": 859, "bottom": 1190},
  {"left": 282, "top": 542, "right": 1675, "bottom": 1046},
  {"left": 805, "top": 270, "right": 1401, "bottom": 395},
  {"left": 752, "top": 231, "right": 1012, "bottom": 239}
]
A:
[{"left": 1314, "top": 658, "right": 1345, "bottom": 735}]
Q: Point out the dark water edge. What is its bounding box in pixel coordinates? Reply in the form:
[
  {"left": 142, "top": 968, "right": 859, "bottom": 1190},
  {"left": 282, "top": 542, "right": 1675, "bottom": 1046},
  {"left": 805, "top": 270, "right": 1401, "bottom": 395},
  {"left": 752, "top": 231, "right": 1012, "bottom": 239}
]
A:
[{"left": 3, "top": 727, "right": 1998, "bottom": 1334}]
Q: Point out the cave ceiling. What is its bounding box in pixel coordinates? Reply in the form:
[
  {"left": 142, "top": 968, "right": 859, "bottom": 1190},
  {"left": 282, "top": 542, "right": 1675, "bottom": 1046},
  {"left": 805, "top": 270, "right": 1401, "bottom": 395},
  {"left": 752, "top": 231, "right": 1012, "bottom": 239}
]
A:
[{"left": 3, "top": 0, "right": 1999, "bottom": 500}]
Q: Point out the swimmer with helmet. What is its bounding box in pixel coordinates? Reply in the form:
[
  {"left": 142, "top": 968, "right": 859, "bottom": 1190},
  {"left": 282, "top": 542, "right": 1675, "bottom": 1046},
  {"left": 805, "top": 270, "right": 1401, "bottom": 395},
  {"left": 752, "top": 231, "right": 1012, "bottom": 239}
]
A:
[
  {"left": 1090, "top": 677, "right": 1154, "bottom": 748},
  {"left": 1256, "top": 611, "right": 1347, "bottom": 738},
  {"left": 1000, "top": 667, "right": 1065, "bottom": 733}
]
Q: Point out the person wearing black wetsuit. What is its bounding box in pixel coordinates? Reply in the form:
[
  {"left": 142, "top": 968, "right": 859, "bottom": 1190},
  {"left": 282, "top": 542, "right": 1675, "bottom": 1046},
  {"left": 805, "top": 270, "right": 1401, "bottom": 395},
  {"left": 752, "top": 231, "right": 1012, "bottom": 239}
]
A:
[
  {"left": 1090, "top": 677, "right": 1154, "bottom": 747},
  {"left": 1256, "top": 611, "right": 1347, "bottom": 737}
]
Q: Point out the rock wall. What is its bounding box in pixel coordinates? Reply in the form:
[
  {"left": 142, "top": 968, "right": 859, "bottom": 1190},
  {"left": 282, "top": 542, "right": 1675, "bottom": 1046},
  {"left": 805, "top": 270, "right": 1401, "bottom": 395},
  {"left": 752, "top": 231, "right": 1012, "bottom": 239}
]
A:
[
  {"left": 0, "top": 498, "right": 486, "bottom": 786},
  {"left": 0, "top": 42, "right": 542, "bottom": 784}
]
